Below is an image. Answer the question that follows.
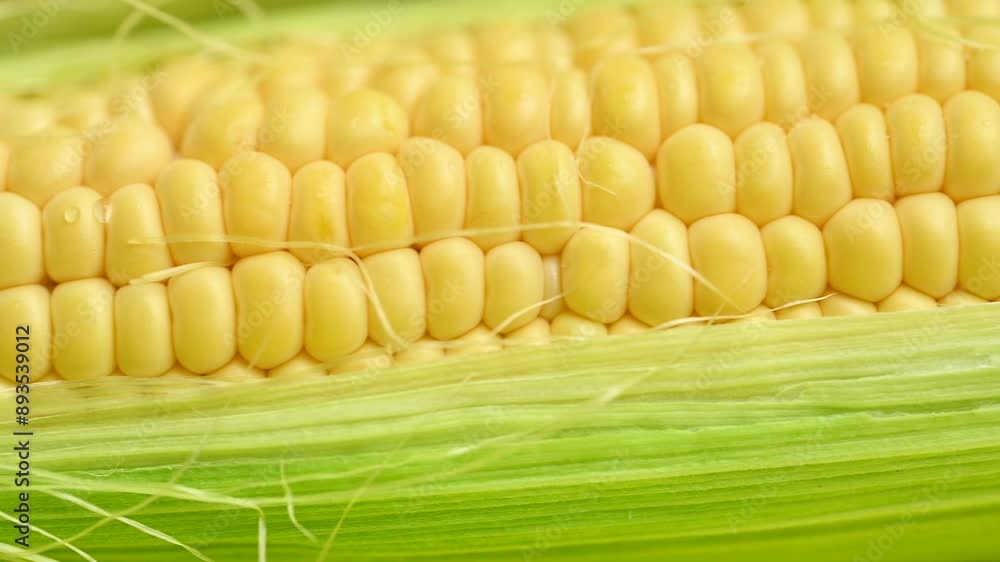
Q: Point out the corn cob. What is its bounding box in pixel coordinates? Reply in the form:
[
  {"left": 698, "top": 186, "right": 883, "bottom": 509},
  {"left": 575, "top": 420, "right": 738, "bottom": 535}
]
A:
[{"left": 2, "top": 0, "right": 1000, "bottom": 384}]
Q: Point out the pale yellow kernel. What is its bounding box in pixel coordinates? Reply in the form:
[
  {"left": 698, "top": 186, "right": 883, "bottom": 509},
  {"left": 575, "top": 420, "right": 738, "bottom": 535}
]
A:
[
  {"left": 484, "top": 241, "right": 544, "bottom": 333},
  {"left": 561, "top": 228, "right": 629, "bottom": 323},
  {"left": 799, "top": 31, "right": 861, "bottom": 120},
  {"left": 394, "top": 339, "right": 445, "bottom": 365},
  {"left": 149, "top": 59, "right": 217, "bottom": 144},
  {"left": 503, "top": 317, "right": 550, "bottom": 347},
  {"left": 465, "top": 146, "right": 520, "bottom": 250},
  {"left": 938, "top": 290, "right": 988, "bottom": 307},
  {"left": 774, "top": 302, "right": 823, "bottom": 321},
  {"left": 0, "top": 285, "right": 51, "bottom": 381},
  {"left": 476, "top": 21, "right": 537, "bottom": 65},
  {"left": 106, "top": 75, "right": 161, "bottom": 125},
  {"left": 566, "top": 7, "right": 637, "bottom": 70},
  {"left": 322, "top": 44, "right": 376, "bottom": 98},
  {"left": 948, "top": 0, "right": 1000, "bottom": 16},
  {"left": 635, "top": 0, "right": 700, "bottom": 47},
  {"left": 537, "top": 28, "right": 575, "bottom": 71},
  {"left": 365, "top": 248, "right": 426, "bottom": 348},
  {"left": 789, "top": 118, "right": 853, "bottom": 225},
  {"left": 697, "top": 44, "right": 765, "bottom": 138},
  {"left": 221, "top": 151, "right": 292, "bottom": 258},
  {"left": 412, "top": 74, "right": 483, "bottom": 155},
  {"left": 853, "top": 0, "right": 896, "bottom": 22},
  {"left": 288, "top": 161, "right": 349, "bottom": 264},
  {"left": 206, "top": 358, "right": 266, "bottom": 382},
  {"left": 346, "top": 152, "right": 413, "bottom": 256},
  {"left": 743, "top": 0, "right": 810, "bottom": 33},
  {"left": 698, "top": 2, "right": 745, "bottom": 39},
  {"left": 0, "top": 143, "right": 8, "bottom": 191},
  {"left": 57, "top": 90, "right": 109, "bottom": 131},
  {"left": 590, "top": 54, "right": 661, "bottom": 159},
  {"left": 447, "top": 325, "right": 502, "bottom": 356},
  {"left": 400, "top": 138, "right": 466, "bottom": 245},
  {"left": 517, "top": 140, "right": 581, "bottom": 255},
  {"left": 967, "top": 27, "right": 1000, "bottom": 102},
  {"left": 957, "top": 195, "right": 1000, "bottom": 300},
  {"left": 7, "top": 130, "right": 84, "bottom": 207},
  {"left": 329, "top": 341, "right": 393, "bottom": 375},
  {"left": 369, "top": 51, "right": 439, "bottom": 112},
  {"left": 168, "top": 266, "right": 237, "bottom": 374},
  {"left": 944, "top": 91, "right": 1000, "bottom": 201},
  {"left": 878, "top": 286, "right": 938, "bottom": 312},
  {"left": 916, "top": 26, "right": 966, "bottom": 103},
  {"left": 52, "top": 278, "right": 115, "bottom": 380},
  {"left": 540, "top": 255, "right": 564, "bottom": 320},
  {"left": 269, "top": 353, "right": 325, "bottom": 380},
  {"left": 609, "top": 315, "right": 651, "bottom": 336},
  {"left": 550, "top": 312, "right": 608, "bottom": 339},
  {"left": 181, "top": 94, "right": 264, "bottom": 170},
  {"left": 823, "top": 199, "right": 903, "bottom": 301},
  {"left": 652, "top": 53, "right": 699, "bottom": 140},
  {"left": 761, "top": 216, "right": 827, "bottom": 308},
  {"left": 628, "top": 209, "right": 693, "bottom": 326},
  {"left": 232, "top": 251, "right": 305, "bottom": 369},
  {"left": 734, "top": 122, "right": 793, "bottom": 225},
  {"left": 550, "top": 68, "right": 590, "bottom": 149},
  {"left": 855, "top": 25, "right": 918, "bottom": 107},
  {"left": 84, "top": 118, "right": 173, "bottom": 195},
  {"left": 258, "top": 88, "right": 328, "bottom": 173},
  {"left": 689, "top": 213, "right": 767, "bottom": 316},
  {"left": 657, "top": 124, "right": 736, "bottom": 224},
  {"left": 43, "top": 187, "right": 104, "bottom": 283},
  {"left": 257, "top": 44, "right": 323, "bottom": 101},
  {"left": 421, "top": 237, "right": 485, "bottom": 341},
  {"left": 326, "top": 88, "right": 409, "bottom": 169},
  {"left": 482, "top": 65, "right": 549, "bottom": 156},
  {"left": 820, "top": 294, "right": 877, "bottom": 317},
  {"left": 304, "top": 259, "right": 367, "bottom": 362},
  {"left": 756, "top": 40, "right": 810, "bottom": 128},
  {"left": 115, "top": 283, "right": 173, "bottom": 377},
  {"left": 155, "top": 159, "right": 233, "bottom": 265},
  {"left": 0, "top": 101, "right": 54, "bottom": 141},
  {"left": 895, "top": 193, "right": 958, "bottom": 298},
  {"left": 0, "top": 193, "right": 43, "bottom": 289},
  {"left": 424, "top": 30, "right": 476, "bottom": 71},
  {"left": 886, "top": 94, "right": 947, "bottom": 196},
  {"left": 580, "top": 137, "right": 655, "bottom": 230},
  {"left": 836, "top": 104, "right": 895, "bottom": 201},
  {"left": 106, "top": 183, "right": 172, "bottom": 286}
]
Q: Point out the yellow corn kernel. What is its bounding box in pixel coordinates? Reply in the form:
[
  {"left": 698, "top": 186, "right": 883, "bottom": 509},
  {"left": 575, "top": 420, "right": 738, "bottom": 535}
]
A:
[
  {"left": 476, "top": 21, "right": 537, "bottom": 65},
  {"left": 326, "top": 88, "right": 409, "bottom": 168},
  {"left": 0, "top": 100, "right": 54, "bottom": 140},
  {"left": 549, "top": 68, "right": 590, "bottom": 150},
  {"left": 258, "top": 88, "right": 328, "bottom": 173},
  {"left": 939, "top": 290, "right": 988, "bottom": 307},
  {"left": 652, "top": 53, "right": 699, "bottom": 140},
  {"left": 697, "top": 44, "right": 765, "bottom": 138},
  {"left": 628, "top": 209, "right": 692, "bottom": 326},
  {"left": 114, "top": 283, "right": 173, "bottom": 377},
  {"left": 0, "top": 193, "right": 43, "bottom": 290},
  {"left": 288, "top": 161, "right": 349, "bottom": 264},
  {"left": 566, "top": 7, "right": 637, "bottom": 70},
  {"left": 591, "top": 54, "right": 661, "bottom": 159},
  {"left": 0, "top": 142, "right": 8, "bottom": 191},
  {"left": 821, "top": 293, "right": 878, "bottom": 317},
  {"left": 84, "top": 118, "right": 173, "bottom": 195},
  {"left": 895, "top": 193, "right": 958, "bottom": 298},
  {"left": 257, "top": 44, "right": 323, "bottom": 101},
  {"left": 550, "top": 312, "right": 607, "bottom": 339},
  {"left": 181, "top": 94, "right": 264, "bottom": 170},
  {"left": 744, "top": 0, "right": 810, "bottom": 33},
  {"left": 540, "top": 255, "right": 564, "bottom": 320},
  {"left": 799, "top": 31, "right": 860, "bottom": 120},
  {"left": 43, "top": 187, "right": 104, "bottom": 282},
  {"left": 304, "top": 259, "right": 367, "bottom": 362},
  {"left": 561, "top": 228, "right": 629, "bottom": 324},
  {"left": 168, "top": 266, "right": 237, "bottom": 374},
  {"left": 106, "top": 183, "right": 172, "bottom": 286},
  {"left": 774, "top": 302, "right": 823, "bottom": 321},
  {"left": 916, "top": 26, "right": 966, "bottom": 103},
  {"left": 232, "top": 251, "right": 305, "bottom": 369},
  {"left": 886, "top": 94, "right": 947, "bottom": 196},
  {"left": 537, "top": 28, "right": 575, "bottom": 71},
  {"left": 957, "top": 195, "right": 1000, "bottom": 300},
  {"left": 580, "top": 137, "right": 655, "bottom": 230},
  {"left": 966, "top": 27, "right": 1000, "bottom": 102},
  {"left": 394, "top": 339, "right": 445, "bottom": 365},
  {"left": 699, "top": 2, "right": 745, "bottom": 39},
  {"left": 944, "top": 91, "right": 1000, "bottom": 201},
  {"left": 329, "top": 341, "right": 393, "bottom": 375},
  {"left": 346, "top": 152, "right": 413, "bottom": 256},
  {"left": 56, "top": 90, "right": 108, "bottom": 131},
  {"left": 51, "top": 278, "right": 115, "bottom": 380},
  {"left": 789, "top": 118, "right": 852, "bottom": 225},
  {"left": 517, "top": 140, "right": 581, "bottom": 255},
  {"left": 269, "top": 353, "right": 325, "bottom": 380},
  {"left": 806, "top": 0, "right": 854, "bottom": 30},
  {"left": 948, "top": 0, "right": 1000, "bottom": 16},
  {"left": 823, "top": 199, "right": 903, "bottom": 302},
  {"left": 756, "top": 40, "right": 809, "bottom": 128},
  {"left": 401, "top": 138, "right": 466, "bottom": 245},
  {"left": 7, "top": 130, "right": 84, "bottom": 207},
  {"left": 206, "top": 358, "right": 266, "bottom": 382},
  {"left": 424, "top": 30, "right": 475, "bottom": 71},
  {"left": 221, "top": 151, "right": 292, "bottom": 258},
  {"left": 483, "top": 241, "right": 543, "bottom": 333},
  {"left": 421, "top": 237, "right": 484, "bottom": 340},
  {"left": 854, "top": 0, "right": 897, "bottom": 23},
  {"left": 365, "top": 248, "right": 426, "bottom": 348},
  {"left": 412, "top": 74, "right": 484, "bottom": 155},
  {"left": 504, "top": 317, "right": 550, "bottom": 347},
  {"left": 149, "top": 59, "right": 217, "bottom": 144},
  {"left": 369, "top": 52, "right": 439, "bottom": 113},
  {"left": 689, "top": 213, "right": 767, "bottom": 316},
  {"left": 836, "top": 104, "right": 894, "bottom": 201},
  {"left": 734, "top": 122, "right": 793, "bottom": 225},
  {"left": 465, "top": 146, "right": 520, "bottom": 250},
  {"left": 0, "top": 285, "right": 51, "bottom": 381},
  {"left": 483, "top": 65, "right": 549, "bottom": 156},
  {"left": 853, "top": 24, "right": 918, "bottom": 107},
  {"left": 447, "top": 325, "right": 502, "bottom": 356},
  {"left": 634, "top": 1, "right": 700, "bottom": 48},
  {"left": 878, "top": 286, "right": 939, "bottom": 312},
  {"left": 609, "top": 315, "right": 652, "bottom": 336},
  {"left": 761, "top": 215, "right": 827, "bottom": 308},
  {"left": 657, "top": 124, "right": 736, "bottom": 224},
  {"left": 155, "top": 159, "right": 232, "bottom": 265}
]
